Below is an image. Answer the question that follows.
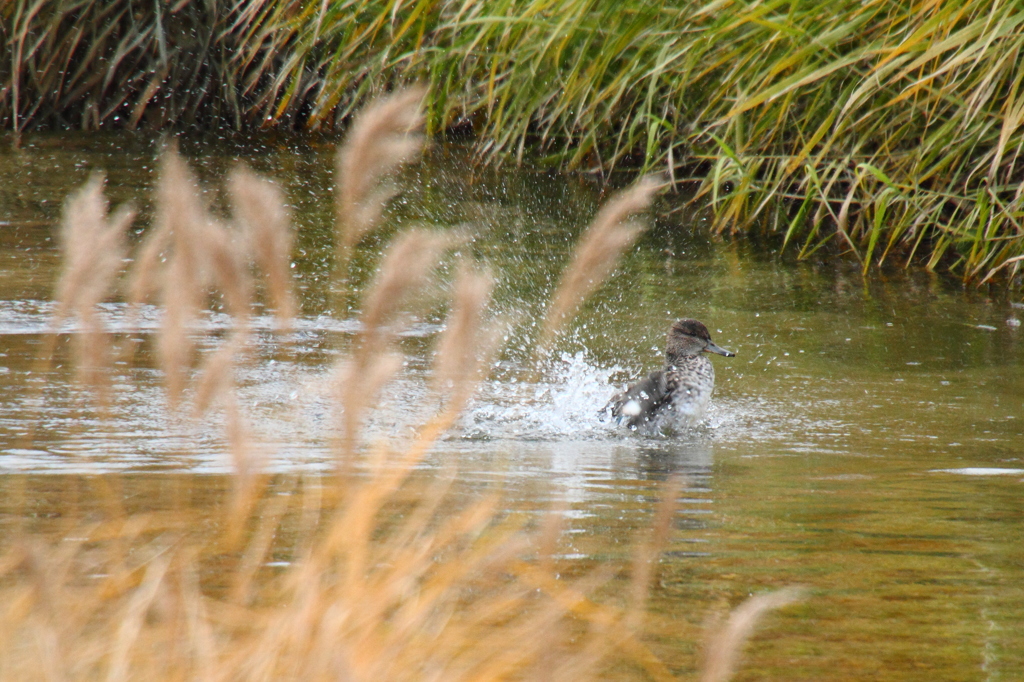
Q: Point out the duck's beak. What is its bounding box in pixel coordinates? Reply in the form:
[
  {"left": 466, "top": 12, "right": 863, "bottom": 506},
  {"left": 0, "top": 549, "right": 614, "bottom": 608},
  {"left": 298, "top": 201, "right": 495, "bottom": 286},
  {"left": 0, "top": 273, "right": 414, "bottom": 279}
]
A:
[{"left": 705, "top": 341, "right": 735, "bottom": 357}]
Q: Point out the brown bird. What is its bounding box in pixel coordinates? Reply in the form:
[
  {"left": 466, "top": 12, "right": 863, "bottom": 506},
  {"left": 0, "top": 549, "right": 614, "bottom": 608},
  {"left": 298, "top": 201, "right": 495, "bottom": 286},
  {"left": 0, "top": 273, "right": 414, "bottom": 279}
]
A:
[{"left": 605, "top": 319, "right": 734, "bottom": 432}]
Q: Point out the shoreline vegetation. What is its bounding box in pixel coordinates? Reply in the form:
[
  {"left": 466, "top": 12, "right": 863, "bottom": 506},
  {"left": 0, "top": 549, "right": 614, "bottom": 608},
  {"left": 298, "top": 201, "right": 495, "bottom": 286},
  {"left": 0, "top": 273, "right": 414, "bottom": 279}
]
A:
[
  {"left": 0, "top": 88, "right": 805, "bottom": 680},
  {"left": 3, "top": 0, "right": 1024, "bottom": 287}
]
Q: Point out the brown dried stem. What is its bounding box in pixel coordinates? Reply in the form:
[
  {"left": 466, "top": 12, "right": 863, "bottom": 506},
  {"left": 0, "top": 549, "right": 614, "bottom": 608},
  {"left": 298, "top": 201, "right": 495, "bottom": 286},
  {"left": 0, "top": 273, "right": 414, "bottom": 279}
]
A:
[
  {"left": 127, "top": 147, "right": 253, "bottom": 411},
  {"left": 626, "top": 474, "right": 682, "bottom": 631},
  {"left": 537, "top": 175, "right": 661, "bottom": 356},
  {"left": 335, "top": 86, "right": 427, "bottom": 286},
  {"left": 47, "top": 173, "right": 134, "bottom": 402},
  {"left": 702, "top": 587, "right": 806, "bottom": 682},
  {"left": 228, "top": 163, "right": 297, "bottom": 329},
  {"left": 432, "top": 262, "right": 500, "bottom": 416},
  {"left": 335, "top": 229, "right": 448, "bottom": 456}
]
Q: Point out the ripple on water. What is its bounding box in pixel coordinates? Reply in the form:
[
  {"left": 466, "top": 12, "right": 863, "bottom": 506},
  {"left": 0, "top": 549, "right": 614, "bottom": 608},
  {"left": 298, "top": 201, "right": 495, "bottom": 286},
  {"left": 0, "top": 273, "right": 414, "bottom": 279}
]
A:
[{"left": 932, "top": 467, "right": 1024, "bottom": 476}]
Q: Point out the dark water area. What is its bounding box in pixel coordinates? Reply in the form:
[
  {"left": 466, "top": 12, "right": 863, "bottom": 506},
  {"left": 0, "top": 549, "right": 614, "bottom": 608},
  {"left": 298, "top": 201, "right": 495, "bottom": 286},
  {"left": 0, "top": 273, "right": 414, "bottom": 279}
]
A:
[{"left": 1, "top": 132, "right": 1023, "bottom": 679}]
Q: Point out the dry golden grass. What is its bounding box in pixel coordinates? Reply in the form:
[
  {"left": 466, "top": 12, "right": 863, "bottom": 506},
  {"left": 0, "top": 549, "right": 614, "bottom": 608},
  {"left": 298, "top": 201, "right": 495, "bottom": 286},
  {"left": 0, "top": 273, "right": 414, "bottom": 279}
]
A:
[
  {"left": 334, "top": 228, "right": 450, "bottom": 456},
  {"left": 432, "top": 262, "right": 501, "bottom": 415},
  {"left": 334, "top": 86, "right": 427, "bottom": 287},
  {"left": 18, "top": 92, "right": 802, "bottom": 682},
  {"left": 126, "top": 146, "right": 252, "bottom": 408},
  {"left": 0, "top": 473, "right": 800, "bottom": 682},
  {"left": 228, "top": 164, "right": 298, "bottom": 329},
  {"left": 44, "top": 173, "right": 135, "bottom": 402},
  {"left": 123, "top": 146, "right": 299, "bottom": 414},
  {"left": 537, "top": 175, "right": 662, "bottom": 356},
  {"left": 701, "top": 588, "right": 806, "bottom": 682}
]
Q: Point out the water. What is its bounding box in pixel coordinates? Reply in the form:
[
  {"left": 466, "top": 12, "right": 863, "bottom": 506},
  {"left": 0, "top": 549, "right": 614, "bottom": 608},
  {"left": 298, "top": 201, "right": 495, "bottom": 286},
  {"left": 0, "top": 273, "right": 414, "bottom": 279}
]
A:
[{"left": 1, "top": 132, "right": 1023, "bottom": 678}]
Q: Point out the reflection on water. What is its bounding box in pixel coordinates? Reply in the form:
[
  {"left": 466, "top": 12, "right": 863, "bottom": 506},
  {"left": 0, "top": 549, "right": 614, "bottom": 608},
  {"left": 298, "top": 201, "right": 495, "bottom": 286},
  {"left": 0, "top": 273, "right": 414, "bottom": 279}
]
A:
[{"left": 1, "top": 132, "right": 1023, "bottom": 677}]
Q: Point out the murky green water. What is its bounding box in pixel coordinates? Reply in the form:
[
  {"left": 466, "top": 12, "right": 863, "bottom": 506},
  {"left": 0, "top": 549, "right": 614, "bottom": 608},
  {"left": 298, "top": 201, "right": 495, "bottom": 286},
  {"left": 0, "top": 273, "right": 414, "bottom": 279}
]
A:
[{"left": 2, "top": 133, "right": 1023, "bottom": 679}]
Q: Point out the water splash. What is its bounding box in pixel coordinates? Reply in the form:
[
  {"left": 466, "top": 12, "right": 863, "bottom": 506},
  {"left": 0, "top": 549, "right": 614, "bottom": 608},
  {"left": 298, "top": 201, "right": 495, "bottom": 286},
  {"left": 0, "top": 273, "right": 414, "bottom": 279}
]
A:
[{"left": 462, "top": 351, "right": 627, "bottom": 440}]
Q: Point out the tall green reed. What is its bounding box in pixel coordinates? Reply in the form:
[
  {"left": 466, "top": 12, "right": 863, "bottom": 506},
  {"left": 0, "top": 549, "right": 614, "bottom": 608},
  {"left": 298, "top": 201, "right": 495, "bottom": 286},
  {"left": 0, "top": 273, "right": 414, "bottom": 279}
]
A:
[
  {"left": 4, "top": 0, "right": 1022, "bottom": 286},
  {"left": 5, "top": 1, "right": 1024, "bottom": 282}
]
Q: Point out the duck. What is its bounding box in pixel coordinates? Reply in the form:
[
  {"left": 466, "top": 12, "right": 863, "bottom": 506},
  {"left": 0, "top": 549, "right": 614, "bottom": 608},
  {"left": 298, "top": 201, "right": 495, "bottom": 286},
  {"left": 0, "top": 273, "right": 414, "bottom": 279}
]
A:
[{"left": 604, "top": 319, "right": 734, "bottom": 432}]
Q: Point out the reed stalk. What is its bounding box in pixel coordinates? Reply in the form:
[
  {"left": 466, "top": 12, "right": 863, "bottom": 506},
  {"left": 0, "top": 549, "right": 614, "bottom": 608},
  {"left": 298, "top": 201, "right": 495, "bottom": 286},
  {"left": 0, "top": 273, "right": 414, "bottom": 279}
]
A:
[
  {"left": 45, "top": 174, "right": 134, "bottom": 403},
  {"left": 125, "top": 147, "right": 253, "bottom": 410},
  {"left": 334, "top": 228, "right": 449, "bottom": 457},
  {"left": 229, "top": 165, "right": 298, "bottom": 329},
  {"left": 334, "top": 86, "right": 427, "bottom": 298},
  {"left": 536, "top": 176, "right": 660, "bottom": 358},
  {"left": 432, "top": 262, "right": 500, "bottom": 415},
  {"left": 4, "top": 0, "right": 1024, "bottom": 285},
  {"left": 701, "top": 588, "right": 807, "bottom": 682}
]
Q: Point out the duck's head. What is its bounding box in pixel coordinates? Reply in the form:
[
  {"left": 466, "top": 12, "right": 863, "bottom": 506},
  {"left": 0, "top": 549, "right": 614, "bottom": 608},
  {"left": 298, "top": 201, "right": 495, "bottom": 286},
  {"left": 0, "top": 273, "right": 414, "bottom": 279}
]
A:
[{"left": 666, "top": 319, "right": 735, "bottom": 362}]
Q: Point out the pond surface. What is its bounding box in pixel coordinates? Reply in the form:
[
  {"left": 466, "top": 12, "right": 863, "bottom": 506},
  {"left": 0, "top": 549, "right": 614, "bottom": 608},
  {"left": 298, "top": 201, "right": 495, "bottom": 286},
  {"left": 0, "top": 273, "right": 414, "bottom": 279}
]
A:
[{"left": 1, "top": 132, "right": 1023, "bottom": 679}]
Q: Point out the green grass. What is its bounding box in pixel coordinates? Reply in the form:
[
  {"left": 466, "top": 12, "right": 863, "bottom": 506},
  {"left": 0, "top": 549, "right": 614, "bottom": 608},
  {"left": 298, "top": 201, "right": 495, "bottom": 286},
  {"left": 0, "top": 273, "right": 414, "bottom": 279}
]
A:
[{"left": 3, "top": 0, "right": 1024, "bottom": 286}]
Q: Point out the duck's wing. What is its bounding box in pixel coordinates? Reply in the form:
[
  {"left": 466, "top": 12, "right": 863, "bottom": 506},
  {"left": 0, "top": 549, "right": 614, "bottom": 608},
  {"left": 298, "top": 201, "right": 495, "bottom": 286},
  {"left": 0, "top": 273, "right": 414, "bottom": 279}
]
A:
[{"left": 604, "top": 370, "right": 670, "bottom": 428}]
